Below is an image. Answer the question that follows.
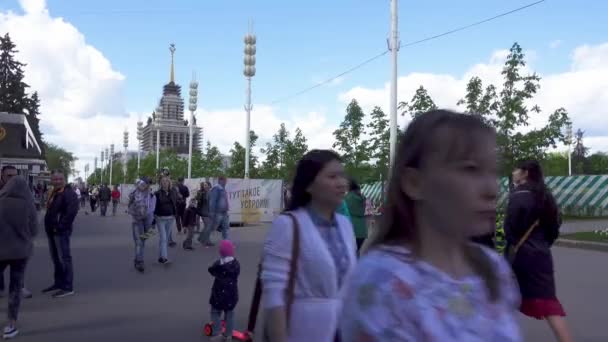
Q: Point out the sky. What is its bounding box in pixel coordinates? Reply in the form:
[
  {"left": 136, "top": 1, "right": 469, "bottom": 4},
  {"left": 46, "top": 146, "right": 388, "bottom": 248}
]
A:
[{"left": 1, "top": 0, "right": 607, "bottom": 179}]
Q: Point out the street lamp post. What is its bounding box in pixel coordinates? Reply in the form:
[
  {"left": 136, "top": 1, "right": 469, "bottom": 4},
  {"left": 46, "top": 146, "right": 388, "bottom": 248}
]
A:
[
  {"left": 566, "top": 123, "right": 573, "bottom": 176},
  {"left": 137, "top": 120, "right": 143, "bottom": 176},
  {"left": 109, "top": 145, "right": 114, "bottom": 186},
  {"left": 94, "top": 157, "right": 98, "bottom": 184},
  {"left": 388, "top": 0, "right": 400, "bottom": 170},
  {"left": 188, "top": 73, "right": 198, "bottom": 179},
  {"left": 243, "top": 25, "right": 256, "bottom": 179},
  {"left": 155, "top": 120, "right": 160, "bottom": 172},
  {"left": 123, "top": 130, "right": 129, "bottom": 183},
  {"left": 100, "top": 150, "right": 104, "bottom": 184}
]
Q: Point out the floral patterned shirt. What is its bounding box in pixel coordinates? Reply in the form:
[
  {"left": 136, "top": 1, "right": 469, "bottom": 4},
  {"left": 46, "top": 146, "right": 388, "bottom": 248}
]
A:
[{"left": 340, "top": 244, "right": 522, "bottom": 341}]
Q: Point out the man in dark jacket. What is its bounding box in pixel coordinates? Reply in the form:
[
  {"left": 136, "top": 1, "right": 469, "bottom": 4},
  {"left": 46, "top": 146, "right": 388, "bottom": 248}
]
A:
[
  {"left": 174, "top": 177, "right": 190, "bottom": 233},
  {"left": 98, "top": 184, "right": 112, "bottom": 216},
  {"left": 43, "top": 169, "right": 79, "bottom": 298}
]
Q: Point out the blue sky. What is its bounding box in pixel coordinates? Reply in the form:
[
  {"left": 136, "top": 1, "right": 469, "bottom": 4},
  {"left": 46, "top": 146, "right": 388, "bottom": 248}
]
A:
[{"left": 1, "top": 0, "right": 607, "bottom": 175}]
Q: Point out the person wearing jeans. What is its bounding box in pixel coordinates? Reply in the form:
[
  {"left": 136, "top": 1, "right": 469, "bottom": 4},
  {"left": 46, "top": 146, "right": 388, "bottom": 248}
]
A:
[
  {"left": 209, "top": 176, "right": 230, "bottom": 240},
  {"left": 196, "top": 181, "right": 213, "bottom": 246},
  {"left": 111, "top": 185, "right": 121, "bottom": 216},
  {"left": 43, "top": 169, "right": 79, "bottom": 299},
  {"left": 128, "top": 178, "right": 155, "bottom": 272},
  {"left": 0, "top": 174, "right": 39, "bottom": 339},
  {"left": 154, "top": 176, "right": 177, "bottom": 264}
]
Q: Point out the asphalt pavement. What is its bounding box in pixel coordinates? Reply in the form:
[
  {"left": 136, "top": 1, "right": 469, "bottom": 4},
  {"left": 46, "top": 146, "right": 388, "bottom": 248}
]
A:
[{"left": 2, "top": 206, "right": 607, "bottom": 341}]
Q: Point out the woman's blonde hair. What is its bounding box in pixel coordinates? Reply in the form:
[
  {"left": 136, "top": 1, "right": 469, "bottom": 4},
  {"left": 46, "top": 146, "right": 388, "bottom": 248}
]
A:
[
  {"left": 160, "top": 176, "right": 172, "bottom": 190},
  {"left": 363, "top": 109, "right": 500, "bottom": 302}
]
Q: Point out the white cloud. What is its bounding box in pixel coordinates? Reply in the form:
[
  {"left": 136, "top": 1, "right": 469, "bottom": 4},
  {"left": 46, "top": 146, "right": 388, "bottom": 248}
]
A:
[
  {"left": 550, "top": 40, "right": 562, "bottom": 49},
  {"left": 340, "top": 43, "right": 608, "bottom": 153},
  {"left": 0, "top": 0, "right": 127, "bottom": 178}
]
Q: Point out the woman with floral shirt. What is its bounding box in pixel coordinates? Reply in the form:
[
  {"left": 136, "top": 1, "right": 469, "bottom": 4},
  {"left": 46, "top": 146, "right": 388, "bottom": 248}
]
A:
[{"left": 341, "top": 110, "right": 522, "bottom": 341}]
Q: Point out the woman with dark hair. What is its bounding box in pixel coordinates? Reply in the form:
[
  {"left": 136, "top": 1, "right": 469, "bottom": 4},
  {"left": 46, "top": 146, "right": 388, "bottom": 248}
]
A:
[
  {"left": 340, "top": 110, "right": 521, "bottom": 340},
  {"left": 344, "top": 178, "right": 367, "bottom": 252},
  {"left": 261, "top": 149, "right": 357, "bottom": 342},
  {"left": 506, "top": 160, "right": 572, "bottom": 342}
]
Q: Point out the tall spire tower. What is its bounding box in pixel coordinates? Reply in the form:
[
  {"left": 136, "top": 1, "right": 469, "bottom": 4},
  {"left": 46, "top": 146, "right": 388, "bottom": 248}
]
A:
[{"left": 169, "top": 43, "right": 176, "bottom": 84}]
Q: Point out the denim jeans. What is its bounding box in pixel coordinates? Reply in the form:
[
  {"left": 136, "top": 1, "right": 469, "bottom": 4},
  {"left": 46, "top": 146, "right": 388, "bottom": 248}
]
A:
[
  {"left": 132, "top": 218, "right": 148, "bottom": 262},
  {"left": 212, "top": 213, "right": 230, "bottom": 240},
  {"left": 156, "top": 216, "right": 174, "bottom": 259},
  {"left": 47, "top": 231, "right": 73, "bottom": 291},
  {"left": 0, "top": 259, "right": 27, "bottom": 321},
  {"left": 112, "top": 200, "right": 119, "bottom": 215},
  {"left": 198, "top": 216, "right": 213, "bottom": 244},
  {"left": 100, "top": 200, "right": 109, "bottom": 216},
  {"left": 211, "top": 308, "right": 234, "bottom": 337}
]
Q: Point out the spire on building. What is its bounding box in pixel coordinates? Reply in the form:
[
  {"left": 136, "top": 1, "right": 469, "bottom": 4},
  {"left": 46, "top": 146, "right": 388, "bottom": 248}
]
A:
[{"left": 169, "top": 43, "right": 176, "bottom": 84}]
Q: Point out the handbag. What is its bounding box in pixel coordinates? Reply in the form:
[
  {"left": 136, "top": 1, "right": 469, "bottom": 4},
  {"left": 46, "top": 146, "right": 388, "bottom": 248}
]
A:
[
  {"left": 245, "top": 213, "right": 301, "bottom": 341},
  {"left": 506, "top": 219, "right": 539, "bottom": 264}
]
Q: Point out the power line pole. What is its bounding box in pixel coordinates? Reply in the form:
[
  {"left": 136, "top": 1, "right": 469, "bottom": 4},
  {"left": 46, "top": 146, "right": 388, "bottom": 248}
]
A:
[{"left": 388, "top": 0, "right": 400, "bottom": 170}]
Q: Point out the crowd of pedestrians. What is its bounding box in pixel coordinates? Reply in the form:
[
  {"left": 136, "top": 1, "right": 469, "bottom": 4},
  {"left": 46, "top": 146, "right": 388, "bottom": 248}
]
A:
[{"left": 0, "top": 110, "right": 575, "bottom": 341}]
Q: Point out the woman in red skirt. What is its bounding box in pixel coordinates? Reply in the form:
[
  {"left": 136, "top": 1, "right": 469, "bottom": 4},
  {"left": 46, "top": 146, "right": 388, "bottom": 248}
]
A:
[{"left": 506, "top": 160, "right": 572, "bottom": 342}]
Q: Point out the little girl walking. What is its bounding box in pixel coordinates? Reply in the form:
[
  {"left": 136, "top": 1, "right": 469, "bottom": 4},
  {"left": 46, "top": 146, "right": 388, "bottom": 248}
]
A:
[{"left": 208, "top": 240, "right": 240, "bottom": 341}]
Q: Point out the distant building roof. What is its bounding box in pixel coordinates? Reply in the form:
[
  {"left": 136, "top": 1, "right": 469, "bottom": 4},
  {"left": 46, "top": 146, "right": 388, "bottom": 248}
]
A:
[{"left": 0, "top": 112, "right": 44, "bottom": 160}]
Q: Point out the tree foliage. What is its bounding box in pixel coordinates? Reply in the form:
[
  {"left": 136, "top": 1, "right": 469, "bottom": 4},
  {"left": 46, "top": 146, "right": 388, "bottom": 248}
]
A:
[
  {"left": 333, "top": 99, "right": 369, "bottom": 177},
  {"left": 458, "top": 42, "right": 571, "bottom": 175},
  {"left": 227, "top": 130, "right": 259, "bottom": 178},
  {"left": 398, "top": 85, "right": 437, "bottom": 118},
  {"left": 365, "top": 106, "right": 390, "bottom": 182},
  {"left": 46, "top": 143, "right": 77, "bottom": 178},
  {"left": 259, "top": 124, "right": 309, "bottom": 181}
]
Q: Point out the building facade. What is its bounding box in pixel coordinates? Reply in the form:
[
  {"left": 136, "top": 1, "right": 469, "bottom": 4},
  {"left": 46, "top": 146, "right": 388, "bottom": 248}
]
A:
[
  {"left": 0, "top": 112, "right": 48, "bottom": 184},
  {"left": 140, "top": 45, "right": 202, "bottom": 155}
]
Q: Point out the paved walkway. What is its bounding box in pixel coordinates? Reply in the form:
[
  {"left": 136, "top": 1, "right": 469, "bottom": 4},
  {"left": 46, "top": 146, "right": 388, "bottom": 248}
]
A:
[{"left": 2, "top": 207, "right": 607, "bottom": 341}]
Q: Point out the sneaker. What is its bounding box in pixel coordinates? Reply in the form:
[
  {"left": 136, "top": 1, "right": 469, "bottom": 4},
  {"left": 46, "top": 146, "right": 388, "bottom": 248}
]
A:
[
  {"left": 42, "top": 285, "right": 60, "bottom": 293},
  {"left": 22, "top": 287, "right": 33, "bottom": 299},
  {"left": 168, "top": 241, "right": 177, "bottom": 248},
  {"left": 2, "top": 325, "right": 18, "bottom": 339},
  {"left": 158, "top": 258, "right": 170, "bottom": 265},
  {"left": 134, "top": 261, "right": 145, "bottom": 273},
  {"left": 52, "top": 290, "right": 75, "bottom": 298}
]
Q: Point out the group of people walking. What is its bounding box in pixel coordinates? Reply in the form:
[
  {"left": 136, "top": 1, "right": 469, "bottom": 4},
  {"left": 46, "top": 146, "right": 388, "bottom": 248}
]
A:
[
  {"left": 253, "top": 109, "right": 572, "bottom": 342},
  {"left": 81, "top": 184, "right": 121, "bottom": 216},
  {"left": 127, "top": 175, "right": 231, "bottom": 273},
  {"left": 0, "top": 109, "right": 574, "bottom": 341}
]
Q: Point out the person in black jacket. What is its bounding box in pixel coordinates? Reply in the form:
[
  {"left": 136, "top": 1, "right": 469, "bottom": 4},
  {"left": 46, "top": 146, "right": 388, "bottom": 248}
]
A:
[
  {"left": 505, "top": 160, "right": 572, "bottom": 342},
  {"left": 98, "top": 184, "right": 112, "bottom": 216},
  {"left": 154, "top": 176, "right": 178, "bottom": 264},
  {"left": 182, "top": 199, "right": 198, "bottom": 250},
  {"left": 208, "top": 240, "right": 240, "bottom": 342},
  {"left": 43, "top": 169, "right": 79, "bottom": 298},
  {"left": 175, "top": 177, "right": 190, "bottom": 234}
]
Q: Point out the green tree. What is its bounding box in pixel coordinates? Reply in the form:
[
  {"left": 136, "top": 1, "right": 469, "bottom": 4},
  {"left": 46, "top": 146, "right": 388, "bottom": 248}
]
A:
[
  {"left": 0, "top": 33, "right": 29, "bottom": 114},
  {"left": 333, "top": 99, "right": 369, "bottom": 177},
  {"left": 365, "top": 106, "right": 390, "bottom": 182},
  {"left": 540, "top": 152, "right": 568, "bottom": 176},
  {"left": 260, "top": 123, "right": 293, "bottom": 180},
  {"left": 25, "top": 91, "right": 44, "bottom": 152},
  {"left": 227, "top": 131, "right": 259, "bottom": 178},
  {"left": 458, "top": 42, "right": 571, "bottom": 175},
  {"left": 195, "top": 141, "right": 224, "bottom": 177},
  {"left": 45, "top": 143, "right": 77, "bottom": 178},
  {"left": 399, "top": 86, "right": 437, "bottom": 118},
  {"left": 586, "top": 152, "right": 608, "bottom": 174},
  {"left": 284, "top": 127, "right": 309, "bottom": 181}
]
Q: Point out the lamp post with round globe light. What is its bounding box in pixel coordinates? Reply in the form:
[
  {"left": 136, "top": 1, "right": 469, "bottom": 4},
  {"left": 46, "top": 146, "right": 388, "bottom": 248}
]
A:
[
  {"left": 188, "top": 73, "right": 198, "bottom": 179},
  {"left": 243, "top": 26, "right": 256, "bottom": 179},
  {"left": 100, "top": 150, "right": 104, "bottom": 184},
  {"left": 123, "top": 130, "right": 129, "bottom": 183},
  {"left": 137, "top": 120, "right": 143, "bottom": 176},
  {"left": 109, "top": 144, "right": 114, "bottom": 186}
]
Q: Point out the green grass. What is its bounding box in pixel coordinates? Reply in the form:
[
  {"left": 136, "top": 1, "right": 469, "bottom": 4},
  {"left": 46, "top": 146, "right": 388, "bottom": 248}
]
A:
[{"left": 561, "top": 231, "right": 608, "bottom": 243}]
